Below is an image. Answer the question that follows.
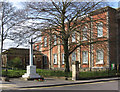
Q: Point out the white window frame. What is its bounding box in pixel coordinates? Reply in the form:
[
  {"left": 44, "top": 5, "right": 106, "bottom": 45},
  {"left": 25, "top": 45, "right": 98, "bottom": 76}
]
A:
[
  {"left": 35, "top": 45, "right": 37, "bottom": 50},
  {"left": 82, "top": 51, "right": 88, "bottom": 64},
  {"left": 53, "top": 54, "right": 57, "bottom": 64},
  {"left": 43, "top": 56, "right": 47, "bottom": 64},
  {"left": 72, "top": 32, "right": 76, "bottom": 42},
  {"left": 62, "top": 53, "right": 64, "bottom": 64},
  {"left": 72, "top": 52, "right": 76, "bottom": 62},
  {"left": 96, "top": 50, "right": 104, "bottom": 64},
  {"left": 83, "top": 26, "right": 87, "bottom": 40},
  {"left": 97, "top": 22, "right": 103, "bottom": 37},
  {"left": 44, "top": 37, "right": 47, "bottom": 47},
  {"left": 39, "top": 44, "right": 41, "bottom": 51},
  {"left": 54, "top": 35, "right": 57, "bottom": 45}
]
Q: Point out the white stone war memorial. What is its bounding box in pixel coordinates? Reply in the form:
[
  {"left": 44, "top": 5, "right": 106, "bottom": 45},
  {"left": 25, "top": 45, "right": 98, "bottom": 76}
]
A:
[{"left": 22, "top": 38, "right": 41, "bottom": 80}]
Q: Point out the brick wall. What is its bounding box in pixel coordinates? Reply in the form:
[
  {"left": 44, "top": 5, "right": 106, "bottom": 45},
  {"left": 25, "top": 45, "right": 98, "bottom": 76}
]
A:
[
  {"left": 34, "top": 7, "right": 118, "bottom": 71},
  {"left": 108, "top": 7, "right": 117, "bottom": 66}
]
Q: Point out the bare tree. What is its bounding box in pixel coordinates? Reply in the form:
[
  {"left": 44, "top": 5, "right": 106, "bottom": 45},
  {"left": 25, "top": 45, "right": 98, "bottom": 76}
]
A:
[
  {"left": 0, "top": 2, "right": 28, "bottom": 76},
  {"left": 22, "top": 1, "right": 108, "bottom": 73},
  {"left": 0, "top": 2, "right": 27, "bottom": 51}
]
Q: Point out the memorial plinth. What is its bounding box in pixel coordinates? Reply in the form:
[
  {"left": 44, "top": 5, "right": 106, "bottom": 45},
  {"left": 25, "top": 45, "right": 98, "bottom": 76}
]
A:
[
  {"left": 22, "top": 38, "right": 42, "bottom": 80},
  {"left": 22, "top": 65, "right": 41, "bottom": 80}
]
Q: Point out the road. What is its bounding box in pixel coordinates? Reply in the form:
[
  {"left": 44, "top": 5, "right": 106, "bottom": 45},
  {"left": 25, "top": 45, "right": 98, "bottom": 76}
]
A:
[{"left": 18, "top": 80, "right": 119, "bottom": 90}]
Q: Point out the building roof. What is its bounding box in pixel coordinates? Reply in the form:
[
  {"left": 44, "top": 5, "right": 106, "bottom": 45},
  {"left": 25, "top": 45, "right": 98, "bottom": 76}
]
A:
[
  {"left": 2, "top": 48, "right": 44, "bottom": 55},
  {"left": 117, "top": 8, "right": 120, "bottom": 12},
  {"left": 90, "top": 6, "right": 117, "bottom": 16}
]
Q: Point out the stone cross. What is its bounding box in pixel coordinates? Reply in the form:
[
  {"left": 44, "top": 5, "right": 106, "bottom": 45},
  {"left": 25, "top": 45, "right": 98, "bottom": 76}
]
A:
[
  {"left": 29, "top": 38, "right": 34, "bottom": 66},
  {"left": 22, "top": 38, "right": 41, "bottom": 79}
]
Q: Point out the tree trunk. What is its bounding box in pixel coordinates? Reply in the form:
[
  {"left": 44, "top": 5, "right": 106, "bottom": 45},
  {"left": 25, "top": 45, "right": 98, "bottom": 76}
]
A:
[
  {"left": 0, "top": 3, "right": 4, "bottom": 73},
  {"left": 1, "top": 2, "right": 4, "bottom": 53},
  {"left": 1, "top": 22, "right": 3, "bottom": 53},
  {"left": 63, "top": 39, "right": 70, "bottom": 73}
]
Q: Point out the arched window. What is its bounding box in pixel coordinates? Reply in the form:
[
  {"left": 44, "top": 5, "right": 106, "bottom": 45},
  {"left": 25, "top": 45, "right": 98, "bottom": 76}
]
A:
[
  {"left": 83, "top": 26, "right": 87, "bottom": 40},
  {"left": 97, "top": 22, "right": 103, "bottom": 37}
]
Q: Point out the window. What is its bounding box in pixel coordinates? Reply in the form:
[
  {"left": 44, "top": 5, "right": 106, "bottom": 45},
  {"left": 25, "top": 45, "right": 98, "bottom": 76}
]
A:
[
  {"left": 43, "top": 56, "right": 47, "bottom": 64},
  {"left": 44, "top": 37, "right": 47, "bottom": 47},
  {"left": 35, "top": 45, "right": 37, "bottom": 50},
  {"left": 82, "top": 51, "right": 88, "bottom": 64},
  {"left": 39, "top": 44, "right": 41, "bottom": 51},
  {"left": 72, "top": 52, "right": 76, "bottom": 62},
  {"left": 53, "top": 54, "right": 57, "bottom": 64},
  {"left": 83, "top": 26, "right": 87, "bottom": 40},
  {"left": 54, "top": 35, "right": 57, "bottom": 45},
  {"left": 96, "top": 50, "right": 104, "bottom": 64},
  {"left": 72, "top": 32, "right": 75, "bottom": 42},
  {"left": 62, "top": 53, "right": 64, "bottom": 64},
  {"left": 97, "top": 22, "right": 103, "bottom": 37}
]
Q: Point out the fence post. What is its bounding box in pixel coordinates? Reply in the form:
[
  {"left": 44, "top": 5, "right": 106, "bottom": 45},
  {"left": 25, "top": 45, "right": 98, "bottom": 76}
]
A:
[{"left": 72, "top": 61, "right": 79, "bottom": 81}]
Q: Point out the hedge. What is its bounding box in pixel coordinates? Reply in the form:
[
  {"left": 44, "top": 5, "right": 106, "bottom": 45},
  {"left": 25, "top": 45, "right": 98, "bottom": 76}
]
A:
[
  {"left": 36, "top": 69, "right": 72, "bottom": 77},
  {"left": 79, "top": 70, "right": 118, "bottom": 79},
  {"left": 2, "top": 69, "right": 26, "bottom": 78},
  {"left": 2, "top": 69, "right": 119, "bottom": 78},
  {"left": 2, "top": 69, "right": 72, "bottom": 78}
]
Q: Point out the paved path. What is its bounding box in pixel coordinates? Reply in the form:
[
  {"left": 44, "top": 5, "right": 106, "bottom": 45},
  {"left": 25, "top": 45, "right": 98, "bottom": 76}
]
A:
[{"left": 0, "top": 77, "right": 119, "bottom": 90}]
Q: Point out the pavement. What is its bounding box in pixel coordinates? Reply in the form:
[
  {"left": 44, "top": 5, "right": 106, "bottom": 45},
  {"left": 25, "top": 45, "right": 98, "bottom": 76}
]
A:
[{"left": 0, "top": 77, "right": 119, "bottom": 90}]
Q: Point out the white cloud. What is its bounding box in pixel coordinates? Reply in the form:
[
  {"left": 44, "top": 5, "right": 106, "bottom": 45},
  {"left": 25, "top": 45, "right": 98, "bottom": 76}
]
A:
[
  {"left": 3, "top": 39, "right": 29, "bottom": 50},
  {"left": 3, "top": 39, "right": 16, "bottom": 50}
]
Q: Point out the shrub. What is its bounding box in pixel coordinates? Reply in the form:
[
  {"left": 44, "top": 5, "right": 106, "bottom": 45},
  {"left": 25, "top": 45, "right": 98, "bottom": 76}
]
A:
[
  {"left": 2, "top": 69, "right": 71, "bottom": 78},
  {"left": 2, "top": 68, "right": 118, "bottom": 78},
  {"left": 7, "top": 57, "right": 23, "bottom": 69},
  {"left": 36, "top": 69, "right": 72, "bottom": 77},
  {"left": 79, "top": 70, "right": 117, "bottom": 79},
  {"left": 2, "top": 69, "right": 26, "bottom": 78}
]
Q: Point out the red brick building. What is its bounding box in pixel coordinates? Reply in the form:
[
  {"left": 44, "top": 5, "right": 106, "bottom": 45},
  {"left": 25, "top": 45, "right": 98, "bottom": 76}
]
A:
[{"left": 33, "top": 6, "right": 120, "bottom": 71}]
